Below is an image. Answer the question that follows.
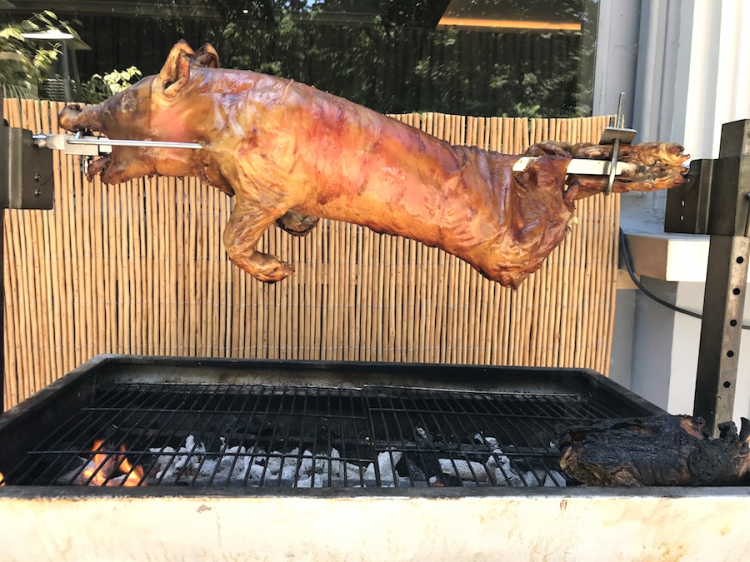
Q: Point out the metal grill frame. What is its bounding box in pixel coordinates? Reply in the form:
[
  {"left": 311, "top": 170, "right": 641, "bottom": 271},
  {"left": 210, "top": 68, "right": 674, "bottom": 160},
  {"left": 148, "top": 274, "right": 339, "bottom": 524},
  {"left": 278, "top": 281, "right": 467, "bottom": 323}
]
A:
[{"left": 0, "top": 355, "right": 665, "bottom": 495}]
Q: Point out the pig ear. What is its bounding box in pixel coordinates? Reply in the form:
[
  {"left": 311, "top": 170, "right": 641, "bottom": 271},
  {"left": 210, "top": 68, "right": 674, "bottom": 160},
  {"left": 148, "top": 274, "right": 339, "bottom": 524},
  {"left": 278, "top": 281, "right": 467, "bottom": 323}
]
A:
[
  {"left": 193, "top": 43, "right": 220, "bottom": 69},
  {"left": 158, "top": 40, "right": 195, "bottom": 98}
]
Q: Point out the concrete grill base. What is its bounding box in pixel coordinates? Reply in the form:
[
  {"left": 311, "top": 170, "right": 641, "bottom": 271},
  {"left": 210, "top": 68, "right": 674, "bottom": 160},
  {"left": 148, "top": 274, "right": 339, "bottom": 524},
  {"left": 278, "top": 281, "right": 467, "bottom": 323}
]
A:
[{"left": 1, "top": 487, "right": 750, "bottom": 561}]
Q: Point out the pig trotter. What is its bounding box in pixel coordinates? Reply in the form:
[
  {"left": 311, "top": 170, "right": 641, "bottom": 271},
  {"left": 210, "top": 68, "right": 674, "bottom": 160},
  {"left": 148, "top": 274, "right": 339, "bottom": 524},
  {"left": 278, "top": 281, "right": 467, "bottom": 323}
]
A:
[{"left": 234, "top": 252, "right": 295, "bottom": 284}]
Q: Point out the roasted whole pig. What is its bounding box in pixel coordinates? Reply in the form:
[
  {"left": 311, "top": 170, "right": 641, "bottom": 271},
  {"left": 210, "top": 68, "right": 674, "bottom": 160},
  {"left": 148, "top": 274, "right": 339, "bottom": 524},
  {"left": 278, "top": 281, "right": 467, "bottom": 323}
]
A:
[
  {"left": 558, "top": 415, "right": 750, "bottom": 486},
  {"left": 59, "top": 41, "right": 689, "bottom": 285}
]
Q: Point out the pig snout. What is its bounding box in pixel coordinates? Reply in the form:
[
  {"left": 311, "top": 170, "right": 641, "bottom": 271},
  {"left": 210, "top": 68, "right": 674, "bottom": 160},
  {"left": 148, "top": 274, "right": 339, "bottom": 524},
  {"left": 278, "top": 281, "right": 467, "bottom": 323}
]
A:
[{"left": 59, "top": 104, "right": 104, "bottom": 133}]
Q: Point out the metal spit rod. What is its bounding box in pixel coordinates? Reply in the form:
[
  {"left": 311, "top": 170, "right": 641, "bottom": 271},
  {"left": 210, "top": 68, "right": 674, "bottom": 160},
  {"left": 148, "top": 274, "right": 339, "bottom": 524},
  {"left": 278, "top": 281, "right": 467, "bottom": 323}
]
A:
[
  {"left": 31, "top": 133, "right": 639, "bottom": 176},
  {"left": 32, "top": 132, "right": 202, "bottom": 154},
  {"left": 599, "top": 93, "right": 638, "bottom": 196}
]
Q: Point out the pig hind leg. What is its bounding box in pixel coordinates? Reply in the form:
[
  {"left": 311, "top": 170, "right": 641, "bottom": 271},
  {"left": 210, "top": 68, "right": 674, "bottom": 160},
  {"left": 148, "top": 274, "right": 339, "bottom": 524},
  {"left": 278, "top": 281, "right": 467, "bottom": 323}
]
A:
[
  {"left": 224, "top": 198, "right": 295, "bottom": 283},
  {"left": 275, "top": 209, "right": 320, "bottom": 237}
]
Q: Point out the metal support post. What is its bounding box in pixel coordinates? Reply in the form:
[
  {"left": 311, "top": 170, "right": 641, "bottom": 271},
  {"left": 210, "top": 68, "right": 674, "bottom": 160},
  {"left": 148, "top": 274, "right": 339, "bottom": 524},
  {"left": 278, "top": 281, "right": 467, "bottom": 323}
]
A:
[
  {"left": 694, "top": 236, "right": 750, "bottom": 433},
  {"left": 693, "top": 120, "right": 750, "bottom": 435}
]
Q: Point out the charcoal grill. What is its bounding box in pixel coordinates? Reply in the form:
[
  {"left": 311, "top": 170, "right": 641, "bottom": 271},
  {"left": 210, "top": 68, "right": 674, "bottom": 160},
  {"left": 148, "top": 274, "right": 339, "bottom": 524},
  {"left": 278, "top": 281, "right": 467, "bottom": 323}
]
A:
[
  {"left": 2, "top": 356, "right": 750, "bottom": 561},
  {"left": 3, "top": 100, "right": 750, "bottom": 561},
  {"left": 0, "top": 355, "right": 663, "bottom": 489}
]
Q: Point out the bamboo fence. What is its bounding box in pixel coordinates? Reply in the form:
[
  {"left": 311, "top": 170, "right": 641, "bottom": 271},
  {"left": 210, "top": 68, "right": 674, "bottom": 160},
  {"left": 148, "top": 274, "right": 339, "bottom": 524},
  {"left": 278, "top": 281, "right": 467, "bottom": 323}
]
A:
[{"left": 2, "top": 99, "right": 620, "bottom": 410}]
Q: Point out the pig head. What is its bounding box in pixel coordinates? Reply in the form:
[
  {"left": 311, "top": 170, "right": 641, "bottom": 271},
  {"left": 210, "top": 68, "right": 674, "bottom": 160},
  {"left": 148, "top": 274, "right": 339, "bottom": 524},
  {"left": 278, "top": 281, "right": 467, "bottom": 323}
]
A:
[
  {"left": 60, "top": 41, "right": 688, "bottom": 286},
  {"left": 59, "top": 42, "right": 233, "bottom": 192}
]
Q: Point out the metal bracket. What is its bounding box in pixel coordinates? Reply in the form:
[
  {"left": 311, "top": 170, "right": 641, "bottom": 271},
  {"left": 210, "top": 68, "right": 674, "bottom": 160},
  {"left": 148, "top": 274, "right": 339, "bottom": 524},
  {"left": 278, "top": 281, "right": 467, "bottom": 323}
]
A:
[
  {"left": 0, "top": 119, "right": 54, "bottom": 211},
  {"left": 664, "top": 159, "right": 713, "bottom": 235},
  {"left": 599, "top": 93, "right": 637, "bottom": 196}
]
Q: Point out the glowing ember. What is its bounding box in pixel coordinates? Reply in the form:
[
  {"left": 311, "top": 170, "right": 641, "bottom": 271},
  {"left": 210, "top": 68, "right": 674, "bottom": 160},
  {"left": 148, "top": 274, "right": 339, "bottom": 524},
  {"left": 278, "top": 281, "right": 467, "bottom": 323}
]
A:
[
  {"left": 81, "top": 439, "right": 146, "bottom": 486},
  {"left": 118, "top": 444, "right": 145, "bottom": 486},
  {"left": 82, "top": 439, "right": 110, "bottom": 485}
]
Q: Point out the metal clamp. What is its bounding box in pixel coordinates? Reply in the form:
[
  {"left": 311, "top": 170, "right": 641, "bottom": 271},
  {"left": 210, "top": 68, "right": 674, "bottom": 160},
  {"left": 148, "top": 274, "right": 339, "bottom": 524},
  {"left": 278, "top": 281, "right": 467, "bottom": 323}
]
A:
[
  {"left": 1, "top": 121, "right": 54, "bottom": 210},
  {"left": 599, "top": 93, "right": 637, "bottom": 196}
]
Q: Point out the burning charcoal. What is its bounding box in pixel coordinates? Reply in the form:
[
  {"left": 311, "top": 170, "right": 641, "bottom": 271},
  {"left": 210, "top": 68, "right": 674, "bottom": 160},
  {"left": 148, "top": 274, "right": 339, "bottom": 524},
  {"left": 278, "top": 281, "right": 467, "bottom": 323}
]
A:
[
  {"left": 296, "top": 474, "right": 329, "bottom": 488},
  {"left": 298, "top": 450, "right": 315, "bottom": 476},
  {"left": 519, "top": 470, "right": 548, "bottom": 487},
  {"left": 281, "top": 456, "right": 299, "bottom": 480},
  {"left": 395, "top": 455, "right": 427, "bottom": 483},
  {"left": 515, "top": 469, "right": 566, "bottom": 487},
  {"left": 544, "top": 471, "right": 567, "bottom": 487},
  {"left": 149, "top": 435, "right": 209, "bottom": 483},
  {"left": 474, "top": 433, "right": 498, "bottom": 448},
  {"left": 362, "top": 451, "right": 403, "bottom": 485},
  {"left": 558, "top": 415, "right": 750, "bottom": 486},
  {"left": 343, "top": 462, "right": 367, "bottom": 484},
  {"left": 248, "top": 464, "right": 266, "bottom": 481},
  {"left": 214, "top": 445, "right": 250, "bottom": 481},
  {"left": 149, "top": 446, "right": 176, "bottom": 478},
  {"left": 264, "top": 450, "right": 289, "bottom": 475},
  {"left": 329, "top": 448, "right": 344, "bottom": 478},
  {"left": 429, "top": 473, "right": 463, "bottom": 487},
  {"left": 484, "top": 445, "right": 523, "bottom": 486},
  {"left": 491, "top": 464, "right": 523, "bottom": 487},
  {"left": 439, "top": 459, "right": 490, "bottom": 483},
  {"left": 73, "top": 439, "right": 147, "bottom": 486}
]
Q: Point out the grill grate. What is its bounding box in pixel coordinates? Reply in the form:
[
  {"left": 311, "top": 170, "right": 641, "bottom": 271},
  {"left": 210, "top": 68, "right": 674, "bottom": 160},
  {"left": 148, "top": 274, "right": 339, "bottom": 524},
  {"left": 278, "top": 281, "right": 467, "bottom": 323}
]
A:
[{"left": 4, "top": 382, "right": 635, "bottom": 488}]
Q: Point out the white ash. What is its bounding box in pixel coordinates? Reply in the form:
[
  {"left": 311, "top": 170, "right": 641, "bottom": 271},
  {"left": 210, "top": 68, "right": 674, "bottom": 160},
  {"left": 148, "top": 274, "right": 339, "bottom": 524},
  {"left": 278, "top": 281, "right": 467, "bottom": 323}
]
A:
[
  {"left": 469, "top": 433, "right": 566, "bottom": 487},
  {"left": 438, "top": 459, "right": 490, "bottom": 483},
  {"left": 147, "top": 437, "right": 406, "bottom": 487}
]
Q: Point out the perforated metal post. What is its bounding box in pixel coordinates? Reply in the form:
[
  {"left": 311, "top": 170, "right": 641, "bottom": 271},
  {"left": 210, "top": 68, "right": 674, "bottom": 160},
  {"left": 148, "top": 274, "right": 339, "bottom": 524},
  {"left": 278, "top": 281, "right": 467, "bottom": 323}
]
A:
[{"left": 693, "top": 120, "right": 750, "bottom": 435}]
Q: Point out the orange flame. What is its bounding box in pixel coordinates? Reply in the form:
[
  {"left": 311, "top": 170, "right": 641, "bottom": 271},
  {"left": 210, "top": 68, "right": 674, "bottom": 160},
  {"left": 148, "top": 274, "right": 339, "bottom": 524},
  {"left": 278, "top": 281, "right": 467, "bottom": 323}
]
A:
[
  {"left": 118, "top": 444, "right": 145, "bottom": 486},
  {"left": 0, "top": 471, "right": 5, "bottom": 486},
  {"left": 82, "top": 439, "right": 110, "bottom": 486},
  {"left": 82, "top": 439, "right": 146, "bottom": 486}
]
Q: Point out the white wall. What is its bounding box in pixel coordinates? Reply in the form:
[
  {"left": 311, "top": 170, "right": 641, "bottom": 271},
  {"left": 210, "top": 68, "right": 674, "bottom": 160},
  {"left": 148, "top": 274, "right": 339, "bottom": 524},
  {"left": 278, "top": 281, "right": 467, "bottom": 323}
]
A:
[
  {"left": 623, "top": 0, "right": 750, "bottom": 233},
  {"left": 624, "top": 278, "right": 750, "bottom": 420},
  {"left": 598, "top": 0, "right": 750, "bottom": 425}
]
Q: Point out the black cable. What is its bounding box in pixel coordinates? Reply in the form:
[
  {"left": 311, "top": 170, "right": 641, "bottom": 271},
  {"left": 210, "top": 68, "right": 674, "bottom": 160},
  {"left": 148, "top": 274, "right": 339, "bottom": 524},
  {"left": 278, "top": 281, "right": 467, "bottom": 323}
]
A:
[{"left": 619, "top": 228, "right": 750, "bottom": 330}]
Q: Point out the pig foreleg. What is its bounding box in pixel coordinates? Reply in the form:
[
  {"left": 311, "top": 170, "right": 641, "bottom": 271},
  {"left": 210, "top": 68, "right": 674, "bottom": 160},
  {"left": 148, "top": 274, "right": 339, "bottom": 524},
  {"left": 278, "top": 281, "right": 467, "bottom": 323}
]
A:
[{"left": 223, "top": 197, "right": 295, "bottom": 283}]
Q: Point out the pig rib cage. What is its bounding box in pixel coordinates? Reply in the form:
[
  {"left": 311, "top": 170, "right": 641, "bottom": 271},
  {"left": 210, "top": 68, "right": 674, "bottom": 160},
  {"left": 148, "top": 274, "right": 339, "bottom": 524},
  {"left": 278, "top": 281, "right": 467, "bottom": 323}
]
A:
[{"left": 1, "top": 369, "right": 655, "bottom": 489}]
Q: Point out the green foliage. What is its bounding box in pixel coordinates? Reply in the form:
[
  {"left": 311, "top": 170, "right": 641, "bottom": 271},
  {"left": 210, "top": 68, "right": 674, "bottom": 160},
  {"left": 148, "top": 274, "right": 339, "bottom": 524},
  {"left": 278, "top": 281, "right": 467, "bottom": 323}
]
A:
[
  {"left": 0, "top": 11, "right": 80, "bottom": 99},
  {"left": 82, "top": 66, "right": 142, "bottom": 103},
  {"left": 150, "top": 0, "right": 596, "bottom": 118}
]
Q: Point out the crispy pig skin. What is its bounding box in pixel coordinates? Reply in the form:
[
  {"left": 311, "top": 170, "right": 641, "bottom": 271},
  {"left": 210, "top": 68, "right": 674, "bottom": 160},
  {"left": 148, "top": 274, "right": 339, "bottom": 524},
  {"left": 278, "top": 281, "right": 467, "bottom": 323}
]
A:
[
  {"left": 558, "top": 415, "right": 750, "bottom": 486},
  {"left": 59, "top": 41, "right": 689, "bottom": 285}
]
